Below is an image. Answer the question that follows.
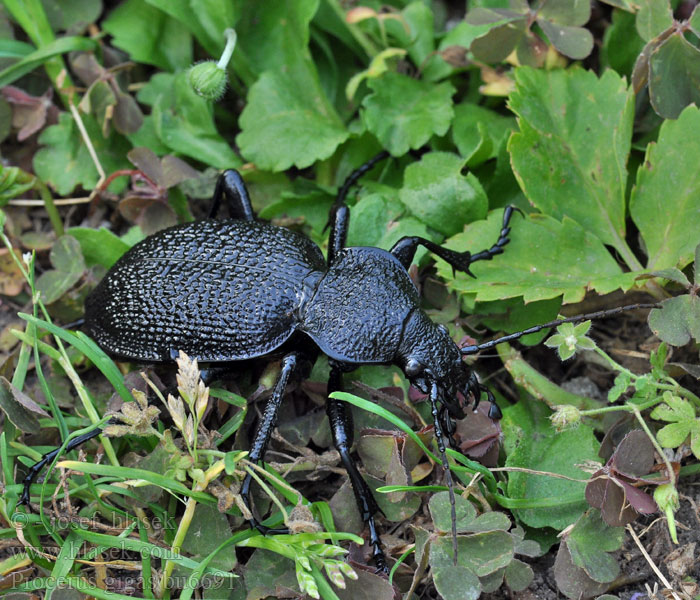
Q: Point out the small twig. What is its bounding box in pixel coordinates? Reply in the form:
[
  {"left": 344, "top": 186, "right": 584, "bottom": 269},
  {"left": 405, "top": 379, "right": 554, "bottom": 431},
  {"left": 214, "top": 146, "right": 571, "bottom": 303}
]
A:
[
  {"left": 9, "top": 197, "right": 93, "bottom": 206},
  {"left": 69, "top": 102, "right": 105, "bottom": 185},
  {"left": 626, "top": 524, "right": 682, "bottom": 600}
]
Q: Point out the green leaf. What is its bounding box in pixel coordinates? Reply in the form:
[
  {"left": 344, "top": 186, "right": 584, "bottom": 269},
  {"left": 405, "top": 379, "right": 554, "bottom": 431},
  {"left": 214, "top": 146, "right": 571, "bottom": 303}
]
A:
[
  {"left": 68, "top": 227, "right": 131, "bottom": 269},
  {"left": 430, "top": 531, "right": 514, "bottom": 577},
  {"left": 35, "top": 235, "right": 85, "bottom": 304},
  {"left": 538, "top": 0, "right": 590, "bottom": 26},
  {"left": 635, "top": 0, "right": 673, "bottom": 42},
  {"left": 429, "top": 491, "right": 477, "bottom": 533},
  {"left": 508, "top": 67, "right": 635, "bottom": 260},
  {"left": 656, "top": 421, "right": 695, "bottom": 449},
  {"left": 145, "top": 0, "right": 238, "bottom": 58},
  {"left": 630, "top": 106, "right": 700, "bottom": 269},
  {"left": 102, "top": 0, "right": 192, "bottom": 71},
  {"left": 33, "top": 113, "right": 131, "bottom": 195},
  {"left": 536, "top": 20, "right": 593, "bottom": 59},
  {"left": 237, "top": 65, "right": 348, "bottom": 171},
  {"left": 451, "top": 103, "right": 515, "bottom": 167},
  {"left": 433, "top": 565, "right": 481, "bottom": 600},
  {"left": 440, "top": 211, "right": 635, "bottom": 304},
  {"left": 0, "top": 36, "right": 97, "bottom": 88},
  {"left": 345, "top": 191, "right": 435, "bottom": 257},
  {"left": 362, "top": 72, "right": 455, "bottom": 156},
  {"left": 648, "top": 294, "right": 700, "bottom": 347},
  {"left": 150, "top": 72, "right": 241, "bottom": 169},
  {"left": 566, "top": 510, "right": 624, "bottom": 582},
  {"left": 399, "top": 152, "right": 488, "bottom": 237},
  {"left": 502, "top": 396, "right": 600, "bottom": 530},
  {"left": 648, "top": 33, "right": 700, "bottom": 120},
  {"left": 504, "top": 559, "right": 534, "bottom": 591},
  {"left": 236, "top": 0, "right": 317, "bottom": 75},
  {"left": 600, "top": 9, "right": 646, "bottom": 78}
]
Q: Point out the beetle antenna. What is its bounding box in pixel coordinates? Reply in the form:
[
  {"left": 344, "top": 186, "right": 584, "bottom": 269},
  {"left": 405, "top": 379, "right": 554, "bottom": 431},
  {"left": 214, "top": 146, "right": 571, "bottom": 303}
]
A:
[
  {"left": 461, "top": 302, "right": 660, "bottom": 355},
  {"left": 429, "top": 379, "right": 459, "bottom": 566}
]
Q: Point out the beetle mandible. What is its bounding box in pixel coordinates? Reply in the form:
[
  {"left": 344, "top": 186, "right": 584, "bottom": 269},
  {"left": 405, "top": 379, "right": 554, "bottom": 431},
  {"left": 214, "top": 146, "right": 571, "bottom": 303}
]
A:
[{"left": 22, "top": 152, "right": 516, "bottom": 570}]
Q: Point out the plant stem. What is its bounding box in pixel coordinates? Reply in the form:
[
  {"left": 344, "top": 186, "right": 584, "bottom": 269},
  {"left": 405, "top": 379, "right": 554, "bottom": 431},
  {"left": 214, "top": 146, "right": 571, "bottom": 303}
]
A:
[
  {"left": 34, "top": 178, "right": 63, "bottom": 237},
  {"left": 629, "top": 403, "right": 676, "bottom": 487},
  {"left": 324, "top": 0, "right": 380, "bottom": 58}
]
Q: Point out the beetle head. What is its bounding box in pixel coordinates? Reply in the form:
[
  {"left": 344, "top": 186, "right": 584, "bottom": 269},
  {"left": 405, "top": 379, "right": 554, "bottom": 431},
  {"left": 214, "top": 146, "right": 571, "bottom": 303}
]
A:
[{"left": 399, "top": 310, "right": 476, "bottom": 418}]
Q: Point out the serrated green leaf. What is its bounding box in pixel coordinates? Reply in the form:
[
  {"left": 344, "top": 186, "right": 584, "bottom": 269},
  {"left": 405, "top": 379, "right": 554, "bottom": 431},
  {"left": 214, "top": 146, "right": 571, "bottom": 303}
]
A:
[
  {"left": 648, "top": 34, "right": 700, "bottom": 120},
  {"left": 362, "top": 72, "right": 455, "bottom": 156},
  {"left": 648, "top": 295, "right": 700, "bottom": 346},
  {"left": 440, "top": 211, "right": 635, "bottom": 304},
  {"left": 399, "top": 152, "right": 488, "bottom": 237},
  {"left": 650, "top": 393, "right": 696, "bottom": 422},
  {"left": 502, "top": 396, "right": 600, "bottom": 530},
  {"left": 635, "top": 0, "right": 673, "bottom": 42},
  {"left": 33, "top": 113, "right": 131, "bottom": 195},
  {"left": 656, "top": 421, "right": 695, "bottom": 448},
  {"left": 102, "top": 0, "right": 192, "bottom": 71},
  {"left": 237, "top": 65, "right": 348, "bottom": 171},
  {"left": 433, "top": 565, "right": 481, "bottom": 600},
  {"left": 509, "top": 68, "right": 634, "bottom": 259},
  {"left": 631, "top": 104, "right": 700, "bottom": 269}
]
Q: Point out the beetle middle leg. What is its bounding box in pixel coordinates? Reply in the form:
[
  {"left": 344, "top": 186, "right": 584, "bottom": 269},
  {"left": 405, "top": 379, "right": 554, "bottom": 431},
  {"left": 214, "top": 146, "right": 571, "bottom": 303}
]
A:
[
  {"left": 208, "top": 170, "right": 256, "bottom": 220},
  {"left": 326, "top": 364, "right": 387, "bottom": 572},
  {"left": 240, "top": 351, "right": 301, "bottom": 535},
  {"left": 389, "top": 205, "right": 518, "bottom": 274}
]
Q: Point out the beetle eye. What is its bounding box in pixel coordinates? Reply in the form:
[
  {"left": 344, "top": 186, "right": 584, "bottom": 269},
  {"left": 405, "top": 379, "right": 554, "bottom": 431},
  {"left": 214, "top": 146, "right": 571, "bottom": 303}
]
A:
[{"left": 405, "top": 359, "right": 424, "bottom": 377}]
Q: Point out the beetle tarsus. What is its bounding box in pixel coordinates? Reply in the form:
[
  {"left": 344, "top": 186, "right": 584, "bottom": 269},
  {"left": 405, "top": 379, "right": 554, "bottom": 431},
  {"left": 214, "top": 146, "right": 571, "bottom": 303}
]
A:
[{"left": 20, "top": 425, "right": 105, "bottom": 506}]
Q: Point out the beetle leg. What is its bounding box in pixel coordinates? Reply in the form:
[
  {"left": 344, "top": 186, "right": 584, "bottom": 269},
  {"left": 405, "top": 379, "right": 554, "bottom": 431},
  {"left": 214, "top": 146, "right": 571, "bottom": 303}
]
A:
[
  {"left": 19, "top": 425, "right": 105, "bottom": 506},
  {"left": 327, "top": 151, "right": 390, "bottom": 266},
  {"left": 207, "top": 170, "right": 256, "bottom": 221},
  {"left": 429, "top": 380, "right": 459, "bottom": 567},
  {"left": 326, "top": 366, "right": 387, "bottom": 572},
  {"left": 389, "top": 206, "right": 518, "bottom": 273},
  {"left": 240, "top": 352, "right": 300, "bottom": 535}
]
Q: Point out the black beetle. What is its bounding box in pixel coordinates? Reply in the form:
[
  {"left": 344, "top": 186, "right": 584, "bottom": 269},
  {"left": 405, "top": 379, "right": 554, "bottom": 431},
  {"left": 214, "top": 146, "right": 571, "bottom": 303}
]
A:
[{"left": 21, "top": 152, "right": 518, "bottom": 570}]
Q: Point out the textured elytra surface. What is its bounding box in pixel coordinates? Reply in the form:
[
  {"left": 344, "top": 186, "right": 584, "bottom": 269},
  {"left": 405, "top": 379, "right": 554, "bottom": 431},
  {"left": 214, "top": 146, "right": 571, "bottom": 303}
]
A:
[
  {"left": 85, "top": 220, "right": 325, "bottom": 362},
  {"left": 300, "top": 247, "right": 420, "bottom": 363}
]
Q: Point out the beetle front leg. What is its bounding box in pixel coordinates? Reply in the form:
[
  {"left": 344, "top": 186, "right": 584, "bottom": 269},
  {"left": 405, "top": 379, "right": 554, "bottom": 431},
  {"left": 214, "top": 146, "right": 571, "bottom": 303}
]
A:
[
  {"left": 240, "top": 352, "right": 300, "bottom": 535},
  {"left": 208, "top": 170, "right": 256, "bottom": 220},
  {"left": 326, "top": 366, "right": 387, "bottom": 572}
]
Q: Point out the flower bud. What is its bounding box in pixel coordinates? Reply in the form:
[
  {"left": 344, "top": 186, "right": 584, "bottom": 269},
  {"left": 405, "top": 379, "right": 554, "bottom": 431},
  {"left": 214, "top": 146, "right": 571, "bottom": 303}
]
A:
[
  {"left": 550, "top": 404, "right": 581, "bottom": 431},
  {"left": 654, "top": 483, "right": 679, "bottom": 543},
  {"left": 188, "top": 61, "right": 227, "bottom": 101}
]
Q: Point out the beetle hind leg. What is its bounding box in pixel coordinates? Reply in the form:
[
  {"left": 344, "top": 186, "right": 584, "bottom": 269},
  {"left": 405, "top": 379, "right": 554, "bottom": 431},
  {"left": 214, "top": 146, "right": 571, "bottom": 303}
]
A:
[{"left": 240, "top": 352, "right": 300, "bottom": 535}]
